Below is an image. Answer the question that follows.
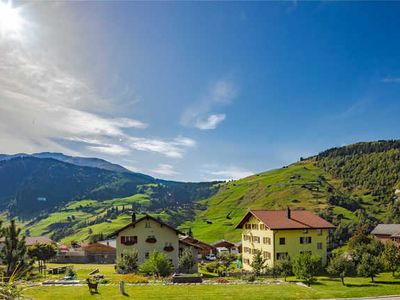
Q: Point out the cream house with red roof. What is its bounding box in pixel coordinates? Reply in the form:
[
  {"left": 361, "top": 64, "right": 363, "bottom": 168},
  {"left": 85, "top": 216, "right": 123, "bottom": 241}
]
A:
[{"left": 236, "top": 208, "right": 334, "bottom": 271}]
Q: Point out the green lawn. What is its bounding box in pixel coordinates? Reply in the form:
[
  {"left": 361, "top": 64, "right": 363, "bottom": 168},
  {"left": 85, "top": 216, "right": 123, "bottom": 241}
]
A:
[{"left": 25, "top": 270, "right": 400, "bottom": 300}]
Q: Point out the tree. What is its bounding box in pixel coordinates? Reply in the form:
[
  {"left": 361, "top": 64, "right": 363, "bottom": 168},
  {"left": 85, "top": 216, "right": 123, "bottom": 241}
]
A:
[
  {"left": 139, "top": 251, "right": 173, "bottom": 277},
  {"left": 250, "top": 250, "right": 266, "bottom": 276},
  {"left": 27, "top": 243, "right": 58, "bottom": 274},
  {"left": 292, "top": 253, "right": 321, "bottom": 286},
  {"left": 116, "top": 249, "right": 139, "bottom": 274},
  {"left": 276, "top": 257, "right": 292, "bottom": 281},
  {"left": 0, "top": 220, "right": 32, "bottom": 280},
  {"left": 178, "top": 248, "right": 194, "bottom": 273},
  {"left": 357, "top": 253, "right": 383, "bottom": 282},
  {"left": 327, "top": 254, "right": 354, "bottom": 285},
  {"left": 382, "top": 241, "right": 400, "bottom": 277}
]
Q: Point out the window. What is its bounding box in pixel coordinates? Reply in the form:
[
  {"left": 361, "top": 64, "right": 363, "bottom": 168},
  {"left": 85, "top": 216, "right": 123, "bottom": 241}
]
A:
[
  {"left": 251, "top": 224, "right": 259, "bottom": 230},
  {"left": 279, "top": 237, "right": 285, "bottom": 245},
  {"left": 145, "top": 252, "right": 149, "bottom": 259},
  {"left": 252, "top": 236, "right": 260, "bottom": 243},
  {"left": 317, "top": 229, "right": 322, "bottom": 236},
  {"left": 317, "top": 242, "right": 323, "bottom": 250},
  {"left": 243, "top": 235, "right": 251, "bottom": 242},
  {"left": 252, "top": 248, "right": 258, "bottom": 254},
  {"left": 145, "top": 221, "right": 151, "bottom": 228},
  {"left": 276, "top": 252, "right": 288, "bottom": 260},
  {"left": 263, "top": 251, "right": 271, "bottom": 259},
  {"left": 121, "top": 236, "right": 137, "bottom": 245},
  {"left": 245, "top": 224, "right": 251, "bottom": 230},
  {"left": 243, "top": 247, "right": 251, "bottom": 254},
  {"left": 300, "top": 237, "right": 312, "bottom": 244},
  {"left": 263, "top": 237, "right": 271, "bottom": 245},
  {"left": 243, "top": 258, "right": 250, "bottom": 265}
]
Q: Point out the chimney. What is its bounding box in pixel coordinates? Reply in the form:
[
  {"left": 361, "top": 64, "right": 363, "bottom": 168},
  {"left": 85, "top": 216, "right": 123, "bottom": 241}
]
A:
[{"left": 286, "top": 207, "right": 291, "bottom": 219}]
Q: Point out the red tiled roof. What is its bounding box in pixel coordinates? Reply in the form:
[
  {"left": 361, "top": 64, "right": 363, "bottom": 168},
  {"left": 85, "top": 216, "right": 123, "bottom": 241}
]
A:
[{"left": 236, "top": 209, "right": 334, "bottom": 230}]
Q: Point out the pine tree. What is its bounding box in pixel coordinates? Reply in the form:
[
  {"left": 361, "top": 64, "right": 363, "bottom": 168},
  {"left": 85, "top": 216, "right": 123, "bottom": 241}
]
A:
[{"left": 0, "top": 220, "right": 32, "bottom": 279}]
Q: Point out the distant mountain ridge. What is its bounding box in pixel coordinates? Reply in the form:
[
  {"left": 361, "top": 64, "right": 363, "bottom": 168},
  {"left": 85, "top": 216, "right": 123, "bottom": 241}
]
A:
[
  {"left": 0, "top": 152, "right": 131, "bottom": 173},
  {"left": 0, "top": 155, "right": 218, "bottom": 218}
]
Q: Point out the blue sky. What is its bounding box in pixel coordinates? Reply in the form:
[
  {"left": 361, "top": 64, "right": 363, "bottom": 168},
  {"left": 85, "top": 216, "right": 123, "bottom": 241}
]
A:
[{"left": 1, "top": 1, "right": 400, "bottom": 181}]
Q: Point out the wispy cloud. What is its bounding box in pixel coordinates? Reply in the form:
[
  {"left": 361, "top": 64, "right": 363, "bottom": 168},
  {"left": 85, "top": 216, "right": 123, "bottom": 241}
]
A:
[
  {"left": 202, "top": 165, "right": 253, "bottom": 181},
  {"left": 181, "top": 80, "right": 236, "bottom": 130},
  {"left": 382, "top": 77, "right": 400, "bottom": 83},
  {"left": 0, "top": 33, "right": 194, "bottom": 159},
  {"left": 195, "top": 114, "right": 226, "bottom": 130},
  {"left": 150, "top": 164, "right": 178, "bottom": 176}
]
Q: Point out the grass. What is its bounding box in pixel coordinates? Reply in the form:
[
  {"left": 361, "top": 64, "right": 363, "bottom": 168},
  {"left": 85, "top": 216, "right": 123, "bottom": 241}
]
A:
[
  {"left": 181, "top": 160, "right": 359, "bottom": 243},
  {"left": 38, "top": 263, "right": 147, "bottom": 284},
  {"left": 24, "top": 272, "right": 400, "bottom": 300}
]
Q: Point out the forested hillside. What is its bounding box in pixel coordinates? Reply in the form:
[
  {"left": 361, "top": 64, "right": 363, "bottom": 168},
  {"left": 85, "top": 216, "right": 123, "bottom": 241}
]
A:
[{"left": 0, "top": 156, "right": 218, "bottom": 218}]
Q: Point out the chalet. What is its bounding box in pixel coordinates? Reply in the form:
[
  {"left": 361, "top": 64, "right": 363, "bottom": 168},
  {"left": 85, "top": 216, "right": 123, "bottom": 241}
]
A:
[
  {"left": 112, "top": 213, "right": 201, "bottom": 272},
  {"left": 211, "top": 240, "right": 240, "bottom": 254},
  {"left": 236, "top": 208, "right": 334, "bottom": 271},
  {"left": 53, "top": 242, "right": 116, "bottom": 264},
  {"left": 179, "top": 235, "right": 215, "bottom": 258},
  {"left": 371, "top": 224, "right": 400, "bottom": 245}
]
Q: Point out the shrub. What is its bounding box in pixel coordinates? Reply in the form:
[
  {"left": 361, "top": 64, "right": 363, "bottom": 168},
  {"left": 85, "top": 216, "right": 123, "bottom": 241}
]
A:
[
  {"left": 139, "top": 251, "right": 173, "bottom": 277},
  {"left": 250, "top": 250, "right": 267, "bottom": 276},
  {"left": 178, "top": 248, "right": 194, "bottom": 273},
  {"left": 243, "top": 273, "right": 256, "bottom": 282},
  {"left": 215, "top": 277, "right": 228, "bottom": 284},
  {"left": 116, "top": 249, "right": 139, "bottom": 274}
]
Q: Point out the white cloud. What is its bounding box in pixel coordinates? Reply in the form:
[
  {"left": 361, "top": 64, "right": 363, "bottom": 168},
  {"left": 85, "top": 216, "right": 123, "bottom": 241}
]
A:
[
  {"left": 128, "top": 137, "right": 195, "bottom": 158},
  {"left": 180, "top": 80, "right": 236, "bottom": 130},
  {"left": 150, "top": 164, "right": 178, "bottom": 176},
  {"left": 0, "top": 31, "right": 194, "bottom": 159},
  {"left": 195, "top": 114, "right": 226, "bottom": 130},
  {"left": 202, "top": 165, "right": 253, "bottom": 181}
]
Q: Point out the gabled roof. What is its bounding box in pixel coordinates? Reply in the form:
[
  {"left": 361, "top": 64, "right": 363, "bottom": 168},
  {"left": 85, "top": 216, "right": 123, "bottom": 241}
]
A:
[
  {"left": 236, "top": 209, "right": 335, "bottom": 230},
  {"left": 180, "top": 235, "right": 215, "bottom": 250},
  {"left": 371, "top": 224, "right": 400, "bottom": 236},
  {"left": 110, "top": 214, "right": 184, "bottom": 237},
  {"left": 179, "top": 239, "right": 203, "bottom": 249}
]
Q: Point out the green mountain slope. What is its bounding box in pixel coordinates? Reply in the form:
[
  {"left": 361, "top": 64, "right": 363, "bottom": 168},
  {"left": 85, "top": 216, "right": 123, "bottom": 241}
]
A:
[
  {"left": 183, "top": 140, "right": 400, "bottom": 243},
  {"left": 9, "top": 140, "right": 400, "bottom": 248}
]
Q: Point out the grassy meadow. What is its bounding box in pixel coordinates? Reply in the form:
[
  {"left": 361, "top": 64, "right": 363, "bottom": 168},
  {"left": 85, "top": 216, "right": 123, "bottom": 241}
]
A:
[{"left": 25, "top": 270, "right": 400, "bottom": 300}]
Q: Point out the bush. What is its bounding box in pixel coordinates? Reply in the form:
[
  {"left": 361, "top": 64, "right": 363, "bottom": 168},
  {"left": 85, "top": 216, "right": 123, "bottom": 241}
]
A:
[
  {"left": 292, "top": 253, "right": 321, "bottom": 286},
  {"left": 178, "top": 248, "right": 194, "bottom": 273},
  {"left": 215, "top": 277, "right": 229, "bottom": 284},
  {"left": 139, "top": 251, "right": 173, "bottom": 277},
  {"left": 242, "top": 273, "right": 256, "bottom": 282},
  {"left": 116, "top": 249, "right": 139, "bottom": 274}
]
